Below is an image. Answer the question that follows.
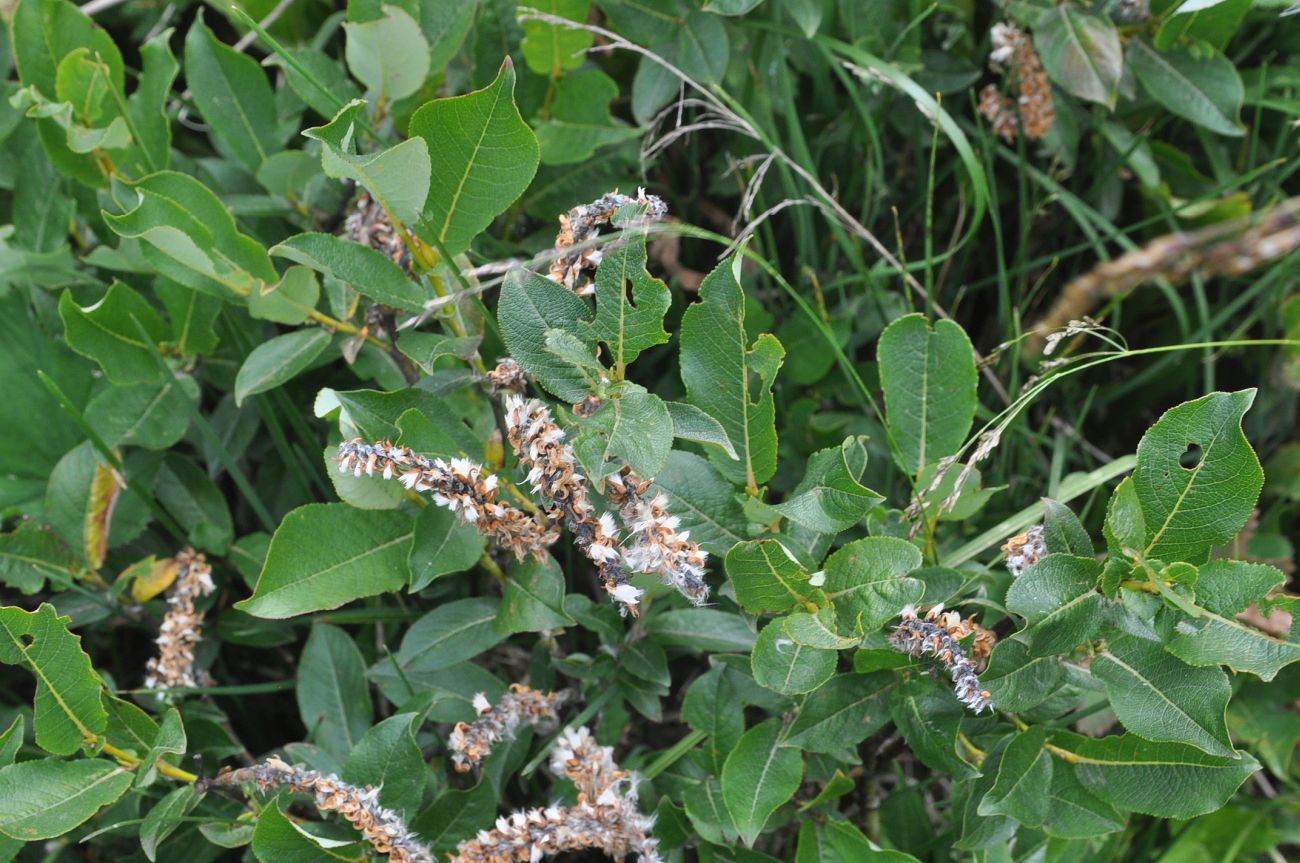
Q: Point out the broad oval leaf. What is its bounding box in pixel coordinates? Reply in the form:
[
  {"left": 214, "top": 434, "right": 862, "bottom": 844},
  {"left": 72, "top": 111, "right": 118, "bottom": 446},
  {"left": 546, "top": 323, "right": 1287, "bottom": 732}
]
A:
[
  {"left": 296, "top": 623, "right": 373, "bottom": 760},
  {"left": 1035, "top": 6, "right": 1122, "bottom": 108},
  {"left": 234, "top": 328, "right": 332, "bottom": 407},
  {"left": 409, "top": 58, "right": 539, "bottom": 255},
  {"left": 343, "top": 5, "right": 431, "bottom": 101},
  {"left": 721, "top": 720, "right": 802, "bottom": 846},
  {"left": 1051, "top": 732, "right": 1258, "bottom": 819},
  {"left": 1132, "top": 390, "right": 1262, "bottom": 563},
  {"left": 1093, "top": 635, "right": 1234, "bottom": 756},
  {"left": 271, "top": 232, "right": 431, "bottom": 312},
  {"left": 0, "top": 759, "right": 132, "bottom": 841},
  {"left": 238, "top": 504, "right": 413, "bottom": 618},
  {"left": 877, "top": 314, "right": 977, "bottom": 476},
  {"left": 680, "top": 253, "right": 785, "bottom": 490},
  {"left": 1005, "top": 553, "right": 1104, "bottom": 657},
  {"left": 725, "top": 539, "right": 816, "bottom": 614},
  {"left": 0, "top": 603, "right": 107, "bottom": 755},
  {"left": 1127, "top": 40, "right": 1244, "bottom": 137},
  {"left": 751, "top": 619, "right": 836, "bottom": 695}
]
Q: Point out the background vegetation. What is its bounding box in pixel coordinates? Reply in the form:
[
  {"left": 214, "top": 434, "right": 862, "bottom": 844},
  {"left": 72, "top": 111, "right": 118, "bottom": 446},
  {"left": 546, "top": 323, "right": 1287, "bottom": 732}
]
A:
[{"left": 1, "top": 0, "right": 1299, "bottom": 860}]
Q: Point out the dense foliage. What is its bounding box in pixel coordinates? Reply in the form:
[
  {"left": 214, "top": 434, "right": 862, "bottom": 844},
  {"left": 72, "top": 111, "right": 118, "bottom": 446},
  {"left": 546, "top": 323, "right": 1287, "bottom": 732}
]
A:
[{"left": 1, "top": 0, "right": 1299, "bottom": 861}]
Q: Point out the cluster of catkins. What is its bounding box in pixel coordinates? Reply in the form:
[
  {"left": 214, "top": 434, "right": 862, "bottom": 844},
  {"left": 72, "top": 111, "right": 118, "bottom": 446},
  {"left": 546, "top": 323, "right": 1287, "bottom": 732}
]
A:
[
  {"left": 451, "top": 725, "right": 660, "bottom": 863},
  {"left": 199, "top": 755, "right": 434, "bottom": 863},
  {"left": 977, "top": 22, "right": 1055, "bottom": 142},
  {"left": 890, "top": 604, "right": 994, "bottom": 713},
  {"left": 549, "top": 189, "right": 669, "bottom": 295},
  {"left": 337, "top": 439, "right": 559, "bottom": 560},
  {"left": 503, "top": 393, "right": 640, "bottom": 612},
  {"left": 449, "top": 684, "right": 569, "bottom": 772},
  {"left": 144, "top": 548, "right": 216, "bottom": 691},
  {"left": 1002, "top": 524, "right": 1047, "bottom": 577},
  {"left": 502, "top": 392, "right": 712, "bottom": 614}
]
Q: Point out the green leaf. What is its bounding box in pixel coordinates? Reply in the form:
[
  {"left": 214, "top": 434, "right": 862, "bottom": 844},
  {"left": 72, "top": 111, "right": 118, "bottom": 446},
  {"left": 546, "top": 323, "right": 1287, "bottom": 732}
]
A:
[
  {"left": 980, "top": 636, "right": 1062, "bottom": 713},
  {"left": 252, "top": 803, "right": 365, "bottom": 862},
  {"left": 725, "top": 539, "right": 817, "bottom": 614},
  {"left": 1167, "top": 560, "right": 1300, "bottom": 681},
  {"left": 584, "top": 233, "right": 669, "bottom": 375},
  {"left": 0, "top": 758, "right": 132, "bottom": 841},
  {"left": 680, "top": 253, "right": 784, "bottom": 489},
  {"left": 535, "top": 69, "right": 642, "bottom": 165},
  {"left": 234, "top": 329, "right": 332, "bottom": 407},
  {"left": 133, "top": 707, "right": 186, "bottom": 788},
  {"left": 1005, "top": 554, "right": 1103, "bottom": 657},
  {"left": 155, "top": 453, "right": 234, "bottom": 552},
  {"left": 1050, "top": 732, "right": 1258, "bottom": 818},
  {"left": 408, "top": 502, "right": 485, "bottom": 590},
  {"left": 0, "top": 522, "right": 76, "bottom": 595},
  {"left": 1093, "top": 635, "right": 1234, "bottom": 756},
  {"left": 249, "top": 266, "right": 320, "bottom": 325},
  {"left": 184, "top": 11, "right": 279, "bottom": 170},
  {"left": 683, "top": 666, "right": 746, "bottom": 774},
  {"left": 498, "top": 267, "right": 596, "bottom": 402},
  {"left": 127, "top": 28, "right": 179, "bottom": 172},
  {"left": 297, "top": 623, "right": 373, "bottom": 760},
  {"left": 1104, "top": 476, "right": 1147, "bottom": 553},
  {"left": 1133, "top": 390, "right": 1262, "bottom": 562},
  {"left": 343, "top": 713, "right": 425, "bottom": 814},
  {"left": 796, "top": 819, "right": 919, "bottom": 863},
  {"left": 397, "top": 332, "right": 481, "bottom": 373},
  {"left": 520, "top": 0, "right": 592, "bottom": 74},
  {"left": 573, "top": 385, "right": 672, "bottom": 480},
  {"left": 890, "top": 675, "right": 976, "bottom": 778},
  {"left": 1127, "top": 40, "right": 1244, "bottom": 137},
  {"left": 785, "top": 674, "right": 891, "bottom": 757},
  {"left": 271, "top": 232, "right": 430, "bottom": 312},
  {"left": 303, "top": 102, "right": 431, "bottom": 227},
  {"left": 1042, "top": 498, "right": 1092, "bottom": 557},
  {"left": 877, "top": 314, "right": 977, "bottom": 475},
  {"left": 722, "top": 720, "right": 802, "bottom": 846},
  {"left": 822, "top": 537, "right": 924, "bottom": 635},
  {"left": 1156, "top": 0, "right": 1250, "bottom": 50},
  {"left": 647, "top": 608, "right": 757, "bottom": 653},
  {"left": 12, "top": 0, "right": 123, "bottom": 97},
  {"left": 155, "top": 278, "right": 221, "bottom": 355},
  {"left": 782, "top": 610, "right": 858, "bottom": 650},
  {"left": 139, "top": 785, "right": 195, "bottom": 861},
  {"left": 410, "top": 781, "right": 496, "bottom": 854},
  {"left": 650, "top": 451, "right": 747, "bottom": 555},
  {"left": 398, "top": 597, "right": 505, "bottom": 672},
  {"left": 1035, "top": 6, "right": 1122, "bottom": 108},
  {"left": 498, "top": 554, "right": 576, "bottom": 633},
  {"left": 0, "top": 603, "right": 107, "bottom": 755},
  {"left": 343, "top": 5, "right": 430, "bottom": 101},
  {"left": 665, "top": 401, "right": 738, "bottom": 459},
  {"left": 1042, "top": 763, "right": 1124, "bottom": 839},
  {"left": 774, "top": 436, "right": 882, "bottom": 533},
  {"left": 979, "top": 727, "right": 1052, "bottom": 826},
  {"left": 751, "top": 619, "right": 836, "bottom": 696},
  {"left": 238, "top": 504, "right": 413, "bottom": 618},
  {"left": 409, "top": 58, "right": 539, "bottom": 255},
  {"left": 684, "top": 779, "right": 738, "bottom": 846},
  {"left": 326, "top": 444, "right": 404, "bottom": 510},
  {"left": 58, "top": 282, "right": 166, "bottom": 384}
]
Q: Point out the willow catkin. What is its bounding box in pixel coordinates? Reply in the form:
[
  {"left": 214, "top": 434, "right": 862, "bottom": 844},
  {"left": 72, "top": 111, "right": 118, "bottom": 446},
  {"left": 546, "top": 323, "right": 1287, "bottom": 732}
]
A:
[
  {"left": 198, "top": 755, "right": 433, "bottom": 863},
  {"left": 344, "top": 191, "right": 413, "bottom": 274},
  {"left": 1002, "top": 524, "right": 1047, "bottom": 578},
  {"left": 549, "top": 189, "right": 669, "bottom": 296},
  {"left": 890, "top": 604, "right": 994, "bottom": 712},
  {"left": 144, "top": 548, "right": 216, "bottom": 691},
  {"left": 450, "top": 726, "right": 661, "bottom": 863},
  {"left": 503, "top": 394, "right": 641, "bottom": 614},
  {"left": 605, "top": 467, "right": 710, "bottom": 605},
  {"left": 336, "top": 439, "right": 559, "bottom": 560},
  {"left": 978, "top": 23, "right": 1055, "bottom": 143},
  {"left": 449, "top": 685, "right": 568, "bottom": 772}
]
